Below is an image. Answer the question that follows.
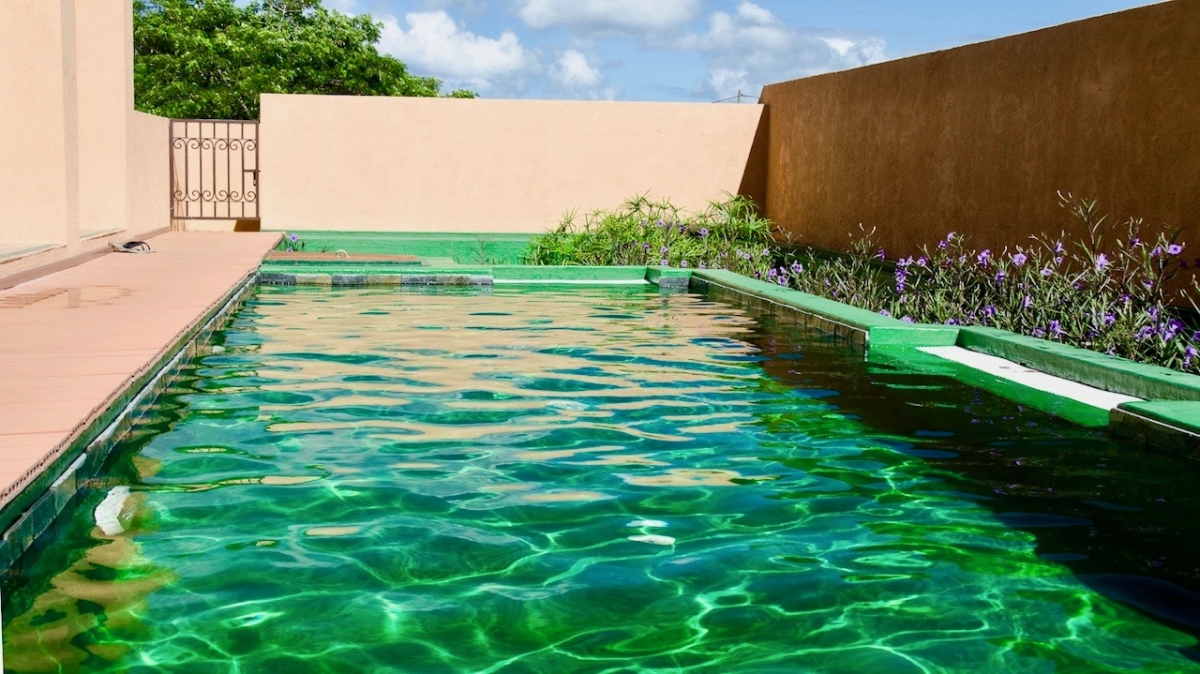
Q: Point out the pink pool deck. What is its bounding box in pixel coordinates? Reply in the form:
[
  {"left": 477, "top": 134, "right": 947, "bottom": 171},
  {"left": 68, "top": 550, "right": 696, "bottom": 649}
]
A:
[{"left": 0, "top": 232, "right": 279, "bottom": 511}]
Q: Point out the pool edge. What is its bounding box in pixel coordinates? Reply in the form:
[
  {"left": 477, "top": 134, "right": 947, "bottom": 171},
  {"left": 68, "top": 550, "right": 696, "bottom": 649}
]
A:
[{"left": 0, "top": 271, "right": 260, "bottom": 573}]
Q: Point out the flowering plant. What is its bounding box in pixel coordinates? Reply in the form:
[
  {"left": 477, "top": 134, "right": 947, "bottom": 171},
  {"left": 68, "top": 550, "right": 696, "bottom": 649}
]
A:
[
  {"left": 281, "top": 232, "right": 306, "bottom": 253},
  {"left": 782, "top": 194, "right": 1200, "bottom": 371}
]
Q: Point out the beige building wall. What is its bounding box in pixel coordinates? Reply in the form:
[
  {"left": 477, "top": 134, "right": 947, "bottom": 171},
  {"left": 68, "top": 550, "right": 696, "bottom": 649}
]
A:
[
  {"left": 0, "top": 0, "right": 77, "bottom": 247},
  {"left": 127, "top": 112, "right": 170, "bottom": 236},
  {"left": 76, "top": 0, "right": 134, "bottom": 239},
  {"left": 759, "top": 0, "right": 1200, "bottom": 260},
  {"left": 260, "top": 95, "right": 764, "bottom": 233},
  {"left": 0, "top": 0, "right": 170, "bottom": 287}
]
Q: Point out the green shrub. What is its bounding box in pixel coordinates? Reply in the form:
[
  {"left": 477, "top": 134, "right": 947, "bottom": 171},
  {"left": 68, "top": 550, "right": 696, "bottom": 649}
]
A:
[{"left": 524, "top": 194, "right": 776, "bottom": 277}]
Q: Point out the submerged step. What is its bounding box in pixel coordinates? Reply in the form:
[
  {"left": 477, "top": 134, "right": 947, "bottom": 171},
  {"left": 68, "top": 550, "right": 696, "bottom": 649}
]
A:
[{"left": 920, "top": 346, "right": 1141, "bottom": 411}]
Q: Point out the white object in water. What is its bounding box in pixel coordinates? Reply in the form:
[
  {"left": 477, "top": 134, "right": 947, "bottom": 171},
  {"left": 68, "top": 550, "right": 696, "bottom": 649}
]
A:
[
  {"left": 629, "top": 534, "right": 676, "bottom": 546},
  {"left": 546, "top": 400, "right": 587, "bottom": 411},
  {"left": 94, "top": 486, "right": 131, "bottom": 536},
  {"left": 627, "top": 519, "right": 669, "bottom": 528}
]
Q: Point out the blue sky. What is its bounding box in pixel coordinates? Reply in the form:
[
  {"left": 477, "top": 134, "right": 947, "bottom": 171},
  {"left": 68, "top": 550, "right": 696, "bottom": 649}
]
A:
[{"left": 326, "top": 0, "right": 1161, "bottom": 101}]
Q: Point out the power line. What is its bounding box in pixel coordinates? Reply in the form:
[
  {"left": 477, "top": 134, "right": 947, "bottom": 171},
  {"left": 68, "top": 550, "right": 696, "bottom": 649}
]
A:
[{"left": 713, "top": 90, "right": 760, "bottom": 104}]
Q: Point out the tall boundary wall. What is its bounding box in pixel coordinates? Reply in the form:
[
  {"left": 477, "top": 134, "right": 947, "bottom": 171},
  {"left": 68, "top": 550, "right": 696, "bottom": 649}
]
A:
[
  {"left": 260, "top": 95, "right": 764, "bottom": 233},
  {"left": 0, "top": 0, "right": 170, "bottom": 286},
  {"left": 758, "top": 0, "right": 1200, "bottom": 259}
]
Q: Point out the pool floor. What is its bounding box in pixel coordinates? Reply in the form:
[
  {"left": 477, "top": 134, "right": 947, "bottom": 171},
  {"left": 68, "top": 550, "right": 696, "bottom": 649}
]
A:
[{"left": 4, "top": 286, "right": 1200, "bottom": 672}]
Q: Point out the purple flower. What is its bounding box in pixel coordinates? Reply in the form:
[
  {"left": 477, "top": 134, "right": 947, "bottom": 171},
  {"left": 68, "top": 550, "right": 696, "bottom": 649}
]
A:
[
  {"left": 995, "top": 270, "right": 1006, "bottom": 283},
  {"left": 1022, "top": 295, "right": 1033, "bottom": 310},
  {"left": 1050, "top": 320, "right": 1063, "bottom": 337},
  {"left": 698, "top": 262, "right": 706, "bottom": 269},
  {"left": 1095, "top": 253, "right": 1110, "bottom": 271},
  {"left": 1054, "top": 241, "right": 1065, "bottom": 254},
  {"left": 1040, "top": 267, "right": 1053, "bottom": 277},
  {"left": 1103, "top": 313, "right": 1117, "bottom": 326},
  {"left": 1169, "top": 243, "right": 1185, "bottom": 255},
  {"left": 660, "top": 245, "right": 669, "bottom": 254},
  {"left": 288, "top": 233, "right": 299, "bottom": 243},
  {"left": 1166, "top": 318, "right": 1184, "bottom": 340},
  {"left": 655, "top": 219, "right": 666, "bottom": 228},
  {"left": 938, "top": 240, "right": 948, "bottom": 250},
  {"left": 1136, "top": 325, "right": 1156, "bottom": 341},
  {"left": 661, "top": 258, "right": 669, "bottom": 266},
  {"left": 742, "top": 252, "right": 752, "bottom": 261},
  {"left": 947, "top": 232, "right": 957, "bottom": 241},
  {"left": 790, "top": 262, "right": 803, "bottom": 274},
  {"left": 1131, "top": 237, "right": 1142, "bottom": 248},
  {"left": 880, "top": 309, "right": 892, "bottom": 317},
  {"left": 983, "top": 305, "right": 997, "bottom": 317},
  {"left": 1032, "top": 328, "right": 1046, "bottom": 338},
  {"left": 1187, "top": 345, "right": 1199, "bottom": 366},
  {"left": 680, "top": 260, "right": 689, "bottom": 268},
  {"left": 699, "top": 228, "right": 709, "bottom": 237},
  {"left": 1012, "top": 252, "right": 1028, "bottom": 266},
  {"left": 901, "top": 316, "right": 914, "bottom": 323},
  {"left": 643, "top": 242, "right": 651, "bottom": 251},
  {"left": 946, "top": 318, "right": 960, "bottom": 326},
  {"left": 977, "top": 249, "right": 992, "bottom": 266},
  {"left": 874, "top": 248, "right": 886, "bottom": 260},
  {"left": 1151, "top": 245, "right": 1164, "bottom": 258},
  {"left": 1054, "top": 256, "right": 1064, "bottom": 266},
  {"left": 762, "top": 248, "right": 771, "bottom": 257},
  {"left": 767, "top": 268, "right": 778, "bottom": 278},
  {"left": 917, "top": 256, "right": 928, "bottom": 267}
]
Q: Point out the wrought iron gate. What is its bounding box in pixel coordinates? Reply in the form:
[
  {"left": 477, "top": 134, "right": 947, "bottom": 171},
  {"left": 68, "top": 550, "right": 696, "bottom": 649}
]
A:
[{"left": 170, "top": 119, "right": 259, "bottom": 220}]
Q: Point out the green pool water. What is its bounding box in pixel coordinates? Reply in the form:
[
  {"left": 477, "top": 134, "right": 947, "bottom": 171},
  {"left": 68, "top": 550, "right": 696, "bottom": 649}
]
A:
[{"left": 5, "top": 286, "right": 1200, "bottom": 672}]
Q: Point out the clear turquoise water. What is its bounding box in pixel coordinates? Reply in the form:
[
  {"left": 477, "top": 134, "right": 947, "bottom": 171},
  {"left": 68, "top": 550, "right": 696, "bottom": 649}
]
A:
[{"left": 5, "top": 286, "right": 1200, "bottom": 672}]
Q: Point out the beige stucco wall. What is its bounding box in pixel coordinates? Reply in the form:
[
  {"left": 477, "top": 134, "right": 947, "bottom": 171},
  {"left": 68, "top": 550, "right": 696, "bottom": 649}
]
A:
[
  {"left": 128, "top": 111, "right": 169, "bottom": 236},
  {"left": 260, "top": 95, "right": 764, "bottom": 233},
  {"left": 76, "top": 0, "right": 134, "bottom": 238},
  {"left": 759, "top": 0, "right": 1200, "bottom": 259},
  {"left": 0, "top": 0, "right": 76, "bottom": 246},
  {"left": 0, "top": 0, "right": 170, "bottom": 286}
]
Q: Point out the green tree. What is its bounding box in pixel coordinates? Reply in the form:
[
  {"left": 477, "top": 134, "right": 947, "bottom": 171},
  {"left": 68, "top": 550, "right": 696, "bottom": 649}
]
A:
[{"left": 134, "top": 0, "right": 474, "bottom": 120}]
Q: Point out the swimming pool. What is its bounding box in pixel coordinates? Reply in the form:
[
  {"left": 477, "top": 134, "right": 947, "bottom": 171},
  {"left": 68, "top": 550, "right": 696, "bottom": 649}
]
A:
[{"left": 4, "top": 286, "right": 1200, "bottom": 672}]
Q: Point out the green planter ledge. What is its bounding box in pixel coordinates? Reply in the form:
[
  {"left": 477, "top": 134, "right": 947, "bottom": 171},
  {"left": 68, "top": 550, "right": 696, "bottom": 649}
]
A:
[
  {"left": 691, "top": 270, "right": 959, "bottom": 348},
  {"left": 958, "top": 326, "right": 1200, "bottom": 401}
]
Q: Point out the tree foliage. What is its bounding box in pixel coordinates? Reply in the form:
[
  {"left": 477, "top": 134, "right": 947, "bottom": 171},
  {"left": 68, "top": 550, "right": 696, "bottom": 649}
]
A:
[{"left": 134, "top": 0, "right": 474, "bottom": 120}]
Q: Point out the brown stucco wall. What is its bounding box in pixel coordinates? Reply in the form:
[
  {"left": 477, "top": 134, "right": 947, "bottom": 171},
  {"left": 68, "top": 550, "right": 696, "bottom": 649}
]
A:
[
  {"left": 760, "top": 0, "right": 1200, "bottom": 258},
  {"left": 260, "top": 95, "right": 764, "bottom": 233}
]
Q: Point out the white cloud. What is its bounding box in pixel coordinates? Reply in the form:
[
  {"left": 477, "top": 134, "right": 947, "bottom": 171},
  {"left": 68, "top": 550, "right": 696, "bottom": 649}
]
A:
[
  {"left": 517, "top": 0, "right": 702, "bottom": 35},
  {"left": 677, "top": 2, "right": 887, "bottom": 100},
  {"left": 378, "top": 11, "right": 534, "bottom": 91},
  {"left": 549, "top": 50, "right": 603, "bottom": 89}
]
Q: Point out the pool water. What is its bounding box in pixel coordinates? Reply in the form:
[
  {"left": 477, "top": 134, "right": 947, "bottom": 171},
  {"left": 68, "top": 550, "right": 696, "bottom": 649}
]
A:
[{"left": 5, "top": 286, "right": 1200, "bottom": 672}]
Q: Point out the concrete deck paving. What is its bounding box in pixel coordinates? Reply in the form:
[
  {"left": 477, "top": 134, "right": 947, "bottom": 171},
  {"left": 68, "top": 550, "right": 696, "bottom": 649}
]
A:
[{"left": 0, "top": 232, "right": 279, "bottom": 512}]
